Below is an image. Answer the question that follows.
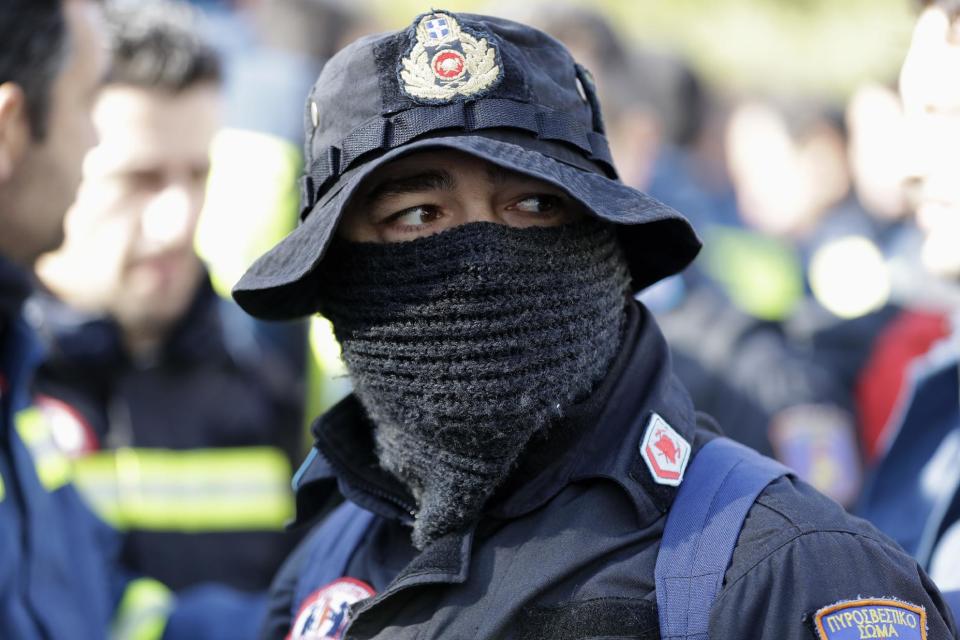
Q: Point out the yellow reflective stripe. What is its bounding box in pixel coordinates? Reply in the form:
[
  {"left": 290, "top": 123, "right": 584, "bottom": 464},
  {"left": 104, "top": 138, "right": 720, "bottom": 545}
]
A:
[
  {"left": 14, "top": 407, "right": 72, "bottom": 491},
  {"left": 111, "top": 577, "right": 172, "bottom": 640},
  {"left": 72, "top": 447, "right": 294, "bottom": 532},
  {"left": 702, "top": 226, "right": 803, "bottom": 321},
  {"left": 0, "top": 475, "right": 5, "bottom": 501}
]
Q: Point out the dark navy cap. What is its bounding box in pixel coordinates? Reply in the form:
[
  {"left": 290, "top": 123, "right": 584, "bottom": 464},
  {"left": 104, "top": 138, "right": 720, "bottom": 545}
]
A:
[{"left": 233, "top": 10, "right": 701, "bottom": 320}]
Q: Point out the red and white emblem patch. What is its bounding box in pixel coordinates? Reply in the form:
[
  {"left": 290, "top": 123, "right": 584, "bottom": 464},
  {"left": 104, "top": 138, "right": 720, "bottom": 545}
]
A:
[
  {"left": 431, "top": 50, "right": 466, "bottom": 80},
  {"left": 640, "top": 413, "right": 691, "bottom": 486},
  {"left": 287, "top": 578, "right": 375, "bottom": 640},
  {"left": 34, "top": 395, "right": 99, "bottom": 457}
]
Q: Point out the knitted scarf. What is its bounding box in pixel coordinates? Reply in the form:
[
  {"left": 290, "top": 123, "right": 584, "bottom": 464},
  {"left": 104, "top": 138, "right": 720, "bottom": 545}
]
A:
[{"left": 317, "top": 220, "right": 631, "bottom": 548}]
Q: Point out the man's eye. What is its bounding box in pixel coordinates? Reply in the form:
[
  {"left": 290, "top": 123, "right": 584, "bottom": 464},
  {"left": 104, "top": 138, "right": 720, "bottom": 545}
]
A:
[
  {"left": 124, "top": 170, "right": 165, "bottom": 191},
  {"left": 388, "top": 205, "right": 441, "bottom": 227},
  {"left": 513, "top": 195, "right": 561, "bottom": 213}
]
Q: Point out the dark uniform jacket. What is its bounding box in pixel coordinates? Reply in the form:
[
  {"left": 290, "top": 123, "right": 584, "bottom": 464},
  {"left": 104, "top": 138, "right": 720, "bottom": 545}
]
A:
[
  {"left": 264, "top": 302, "right": 958, "bottom": 639},
  {"left": 858, "top": 327, "right": 960, "bottom": 583},
  {"left": 32, "top": 276, "right": 306, "bottom": 592},
  {"left": 0, "top": 256, "right": 130, "bottom": 638}
]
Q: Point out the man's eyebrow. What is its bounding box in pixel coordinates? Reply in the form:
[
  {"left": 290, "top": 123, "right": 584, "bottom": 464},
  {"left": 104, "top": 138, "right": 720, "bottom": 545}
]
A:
[{"left": 365, "top": 170, "right": 455, "bottom": 203}]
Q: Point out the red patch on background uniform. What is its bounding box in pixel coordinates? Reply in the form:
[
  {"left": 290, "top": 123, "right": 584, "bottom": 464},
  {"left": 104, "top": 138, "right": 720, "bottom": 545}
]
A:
[
  {"left": 640, "top": 413, "right": 691, "bottom": 486},
  {"left": 287, "top": 578, "right": 375, "bottom": 640},
  {"left": 34, "top": 394, "right": 99, "bottom": 456},
  {"left": 855, "top": 310, "right": 950, "bottom": 462}
]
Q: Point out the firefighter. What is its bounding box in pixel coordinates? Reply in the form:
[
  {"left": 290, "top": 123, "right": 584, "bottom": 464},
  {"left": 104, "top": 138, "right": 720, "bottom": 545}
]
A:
[
  {"left": 232, "top": 10, "right": 959, "bottom": 640},
  {"left": 32, "top": 0, "right": 306, "bottom": 594},
  {"left": 0, "top": 1, "right": 284, "bottom": 637}
]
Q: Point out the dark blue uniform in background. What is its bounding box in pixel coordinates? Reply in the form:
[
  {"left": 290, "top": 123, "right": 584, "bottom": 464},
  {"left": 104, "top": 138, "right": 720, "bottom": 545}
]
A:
[
  {"left": 31, "top": 274, "right": 306, "bottom": 593},
  {"left": 0, "top": 256, "right": 124, "bottom": 639},
  {"left": 858, "top": 328, "right": 960, "bottom": 591},
  {"left": 1, "top": 257, "right": 274, "bottom": 639}
]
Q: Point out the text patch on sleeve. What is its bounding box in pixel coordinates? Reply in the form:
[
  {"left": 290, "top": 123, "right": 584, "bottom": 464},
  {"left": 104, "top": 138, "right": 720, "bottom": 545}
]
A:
[{"left": 814, "top": 598, "right": 926, "bottom": 639}]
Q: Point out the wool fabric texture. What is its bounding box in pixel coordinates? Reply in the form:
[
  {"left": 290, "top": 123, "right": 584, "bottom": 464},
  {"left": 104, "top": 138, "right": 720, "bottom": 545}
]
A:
[{"left": 317, "top": 220, "right": 632, "bottom": 549}]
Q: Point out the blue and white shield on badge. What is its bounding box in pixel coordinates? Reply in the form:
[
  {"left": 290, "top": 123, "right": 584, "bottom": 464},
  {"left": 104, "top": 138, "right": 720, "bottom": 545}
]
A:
[
  {"left": 814, "top": 599, "right": 927, "bottom": 639},
  {"left": 424, "top": 17, "right": 450, "bottom": 42}
]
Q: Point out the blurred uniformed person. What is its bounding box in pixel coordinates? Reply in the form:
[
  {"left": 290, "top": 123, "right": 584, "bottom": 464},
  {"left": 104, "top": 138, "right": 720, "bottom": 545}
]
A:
[
  {"left": 857, "top": 0, "right": 960, "bottom": 596},
  {"left": 0, "top": 1, "right": 127, "bottom": 636},
  {"left": 32, "top": 0, "right": 305, "bottom": 594},
  {"left": 0, "top": 1, "right": 294, "bottom": 637},
  {"left": 232, "top": 10, "right": 960, "bottom": 640}
]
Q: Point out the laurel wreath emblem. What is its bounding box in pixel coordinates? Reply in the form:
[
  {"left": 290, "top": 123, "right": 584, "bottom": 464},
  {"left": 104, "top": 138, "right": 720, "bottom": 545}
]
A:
[{"left": 400, "top": 30, "right": 500, "bottom": 101}]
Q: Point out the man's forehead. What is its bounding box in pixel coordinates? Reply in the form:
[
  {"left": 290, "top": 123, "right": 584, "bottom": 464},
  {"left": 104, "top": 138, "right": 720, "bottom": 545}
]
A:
[
  {"left": 81, "top": 90, "right": 217, "bottom": 182},
  {"left": 368, "top": 150, "right": 534, "bottom": 188}
]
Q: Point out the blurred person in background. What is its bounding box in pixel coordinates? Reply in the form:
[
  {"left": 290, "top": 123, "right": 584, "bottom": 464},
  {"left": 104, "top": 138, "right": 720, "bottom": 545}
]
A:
[
  {"left": 784, "top": 81, "right": 954, "bottom": 466},
  {"left": 0, "top": 0, "right": 125, "bottom": 635},
  {"left": 32, "top": 0, "right": 307, "bottom": 598},
  {"left": 537, "top": 6, "right": 862, "bottom": 506},
  {"left": 722, "top": 94, "right": 924, "bottom": 500},
  {"left": 846, "top": 81, "right": 955, "bottom": 464},
  {"left": 0, "top": 1, "right": 265, "bottom": 636},
  {"left": 855, "top": 0, "right": 960, "bottom": 596},
  {"left": 725, "top": 97, "right": 851, "bottom": 248}
]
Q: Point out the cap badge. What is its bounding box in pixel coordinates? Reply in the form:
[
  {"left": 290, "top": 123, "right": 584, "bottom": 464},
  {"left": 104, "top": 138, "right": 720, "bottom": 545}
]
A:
[{"left": 400, "top": 12, "right": 500, "bottom": 102}]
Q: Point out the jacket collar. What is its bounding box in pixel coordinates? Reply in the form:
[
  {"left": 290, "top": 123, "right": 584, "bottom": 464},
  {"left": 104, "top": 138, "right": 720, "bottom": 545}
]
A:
[
  {"left": 0, "top": 254, "right": 32, "bottom": 324},
  {"left": 0, "top": 254, "right": 44, "bottom": 430},
  {"left": 33, "top": 272, "right": 229, "bottom": 370},
  {"left": 294, "top": 301, "right": 710, "bottom": 530}
]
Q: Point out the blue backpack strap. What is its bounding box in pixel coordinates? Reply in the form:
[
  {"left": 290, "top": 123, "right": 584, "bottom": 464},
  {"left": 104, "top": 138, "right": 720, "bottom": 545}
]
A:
[
  {"left": 655, "top": 437, "right": 790, "bottom": 640},
  {"left": 294, "top": 501, "right": 376, "bottom": 608}
]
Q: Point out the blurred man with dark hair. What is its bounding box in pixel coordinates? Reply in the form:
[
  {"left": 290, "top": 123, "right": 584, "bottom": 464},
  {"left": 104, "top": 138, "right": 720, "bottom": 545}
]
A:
[
  {"left": 0, "top": 1, "right": 131, "bottom": 636},
  {"left": 856, "top": 0, "right": 960, "bottom": 597},
  {"left": 33, "top": 0, "right": 306, "bottom": 595},
  {"left": 0, "top": 0, "right": 104, "bottom": 264},
  {"left": 0, "top": 1, "right": 284, "bottom": 637}
]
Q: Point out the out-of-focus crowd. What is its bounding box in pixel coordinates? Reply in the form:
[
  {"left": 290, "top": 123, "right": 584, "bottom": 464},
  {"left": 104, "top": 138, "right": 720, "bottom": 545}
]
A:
[{"left": 0, "top": 0, "right": 958, "bottom": 637}]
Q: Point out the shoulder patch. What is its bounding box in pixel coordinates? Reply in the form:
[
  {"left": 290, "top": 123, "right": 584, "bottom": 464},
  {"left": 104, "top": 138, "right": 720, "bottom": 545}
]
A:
[
  {"left": 814, "top": 598, "right": 926, "bottom": 640},
  {"left": 34, "top": 394, "right": 99, "bottom": 457},
  {"left": 287, "top": 578, "right": 375, "bottom": 640},
  {"left": 399, "top": 12, "right": 501, "bottom": 103},
  {"left": 639, "top": 412, "right": 691, "bottom": 486}
]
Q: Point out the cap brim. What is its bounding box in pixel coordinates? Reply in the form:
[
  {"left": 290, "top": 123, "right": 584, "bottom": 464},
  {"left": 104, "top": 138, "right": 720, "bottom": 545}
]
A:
[{"left": 233, "top": 133, "right": 701, "bottom": 320}]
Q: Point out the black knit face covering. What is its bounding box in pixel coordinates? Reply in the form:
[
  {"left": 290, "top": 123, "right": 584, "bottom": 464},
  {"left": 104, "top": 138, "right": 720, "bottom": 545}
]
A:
[{"left": 317, "top": 219, "right": 632, "bottom": 549}]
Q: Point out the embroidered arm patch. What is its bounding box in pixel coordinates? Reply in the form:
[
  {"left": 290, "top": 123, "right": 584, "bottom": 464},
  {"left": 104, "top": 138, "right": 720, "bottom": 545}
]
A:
[{"left": 813, "top": 598, "right": 926, "bottom": 639}]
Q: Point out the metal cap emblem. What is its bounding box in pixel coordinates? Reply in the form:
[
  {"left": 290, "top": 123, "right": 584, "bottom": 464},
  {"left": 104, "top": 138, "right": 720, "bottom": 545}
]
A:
[{"left": 400, "top": 12, "right": 501, "bottom": 102}]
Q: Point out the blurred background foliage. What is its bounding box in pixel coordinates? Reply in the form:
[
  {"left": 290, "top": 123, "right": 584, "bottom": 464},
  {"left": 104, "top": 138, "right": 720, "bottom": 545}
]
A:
[{"left": 362, "top": 0, "right": 915, "bottom": 99}]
